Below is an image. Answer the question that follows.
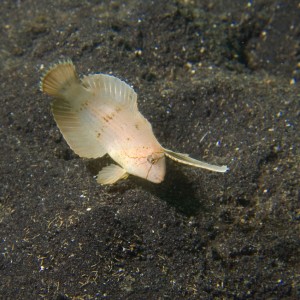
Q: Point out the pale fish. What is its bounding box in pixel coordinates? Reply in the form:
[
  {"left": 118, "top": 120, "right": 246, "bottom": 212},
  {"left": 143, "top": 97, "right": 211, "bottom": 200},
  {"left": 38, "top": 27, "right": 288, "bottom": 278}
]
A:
[{"left": 40, "top": 60, "right": 228, "bottom": 185}]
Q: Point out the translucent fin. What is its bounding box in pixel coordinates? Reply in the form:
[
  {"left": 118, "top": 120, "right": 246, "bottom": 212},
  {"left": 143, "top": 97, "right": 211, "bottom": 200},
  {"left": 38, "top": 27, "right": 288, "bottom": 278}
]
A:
[
  {"left": 82, "top": 74, "right": 138, "bottom": 112},
  {"left": 41, "top": 60, "right": 107, "bottom": 159},
  {"left": 97, "top": 164, "right": 128, "bottom": 185},
  {"left": 52, "top": 98, "right": 107, "bottom": 158},
  {"left": 164, "top": 148, "right": 228, "bottom": 173},
  {"left": 40, "top": 60, "right": 81, "bottom": 98}
]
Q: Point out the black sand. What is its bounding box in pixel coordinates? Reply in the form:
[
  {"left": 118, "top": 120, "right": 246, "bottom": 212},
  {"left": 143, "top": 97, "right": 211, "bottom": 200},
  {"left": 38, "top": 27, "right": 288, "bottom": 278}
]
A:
[{"left": 0, "top": 1, "right": 299, "bottom": 299}]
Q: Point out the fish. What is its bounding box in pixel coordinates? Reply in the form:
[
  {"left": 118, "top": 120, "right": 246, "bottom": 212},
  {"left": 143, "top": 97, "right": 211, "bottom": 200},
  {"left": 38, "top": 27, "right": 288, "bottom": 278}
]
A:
[{"left": 40, "top": 60, "right": 228, "bottom": 185}]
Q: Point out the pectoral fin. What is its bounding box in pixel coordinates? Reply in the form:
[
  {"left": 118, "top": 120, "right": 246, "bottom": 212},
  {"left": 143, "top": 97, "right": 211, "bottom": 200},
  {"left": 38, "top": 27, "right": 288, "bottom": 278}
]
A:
[
  {"left": 164, "top": 148, "right": 228, "bottom": 173},
  {"left": 97, "top": 164, "right": 128, "bottom": 185}
]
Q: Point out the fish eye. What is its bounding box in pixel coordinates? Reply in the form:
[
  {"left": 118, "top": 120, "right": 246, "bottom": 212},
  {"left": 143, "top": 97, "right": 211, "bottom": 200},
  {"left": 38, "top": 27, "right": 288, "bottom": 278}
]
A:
[
  {"left": 147, "top": 153, "right": 164, "bottom": 165},
  {"left": 147, "top": 154, "right": 157, "bottom": 165}
]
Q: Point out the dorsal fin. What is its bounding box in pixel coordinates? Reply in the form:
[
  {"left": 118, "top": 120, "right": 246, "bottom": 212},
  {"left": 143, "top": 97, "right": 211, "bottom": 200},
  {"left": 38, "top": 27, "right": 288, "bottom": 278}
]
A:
[{"left": 82, "top": 74, "right": 138, "bottom": 112}]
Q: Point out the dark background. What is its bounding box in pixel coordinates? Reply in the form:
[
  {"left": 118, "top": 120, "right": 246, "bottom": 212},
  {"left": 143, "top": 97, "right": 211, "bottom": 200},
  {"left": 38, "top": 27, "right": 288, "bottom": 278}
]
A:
[{"left": 0, "top": 0, "right": 299, "bottom": 299}]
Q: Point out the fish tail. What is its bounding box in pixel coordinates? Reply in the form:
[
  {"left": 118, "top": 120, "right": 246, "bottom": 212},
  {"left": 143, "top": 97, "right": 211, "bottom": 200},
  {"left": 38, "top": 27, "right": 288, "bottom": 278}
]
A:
[{"left": 40, "top": 60, "right": 81, "bottom": 98}]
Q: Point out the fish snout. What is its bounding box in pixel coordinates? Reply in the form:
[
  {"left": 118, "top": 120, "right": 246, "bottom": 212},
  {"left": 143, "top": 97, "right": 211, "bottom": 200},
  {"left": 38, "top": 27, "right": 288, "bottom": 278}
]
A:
[{"left": 147, "top": 155, "right": 166, "bottom": 183}]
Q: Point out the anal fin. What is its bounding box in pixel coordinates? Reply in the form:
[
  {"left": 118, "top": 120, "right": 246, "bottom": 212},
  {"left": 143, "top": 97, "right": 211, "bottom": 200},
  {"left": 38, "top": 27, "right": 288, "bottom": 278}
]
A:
[
  {"left": 52, "top": 99, "right": 107, "bottom": 159},
  {"left": 97, "top": 164, "right": 128, "bottom": 185}
]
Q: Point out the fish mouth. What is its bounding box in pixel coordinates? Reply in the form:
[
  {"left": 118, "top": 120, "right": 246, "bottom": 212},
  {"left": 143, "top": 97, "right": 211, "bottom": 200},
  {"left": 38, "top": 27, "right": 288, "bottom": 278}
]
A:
[
  {"left": 148, "top": 173, "right": 165, "bottom": 184},
  {"left": 144, "top": 153, "right": 166, "bottom": 183}
]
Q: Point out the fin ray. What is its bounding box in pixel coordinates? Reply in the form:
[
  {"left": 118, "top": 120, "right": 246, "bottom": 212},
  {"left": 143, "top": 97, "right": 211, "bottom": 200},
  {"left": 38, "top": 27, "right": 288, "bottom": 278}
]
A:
[
  {"left": 52, "top": 99, "right": 107, "bottom": 158},
  {"left": 40, "top": 60, "right": 80, "bottom": 98},
  {"left": 41, "top": 61, "right": 108, "bottom": 159},
  {"left": 82, "top": 74, "right": 138, "bottom": 112}
]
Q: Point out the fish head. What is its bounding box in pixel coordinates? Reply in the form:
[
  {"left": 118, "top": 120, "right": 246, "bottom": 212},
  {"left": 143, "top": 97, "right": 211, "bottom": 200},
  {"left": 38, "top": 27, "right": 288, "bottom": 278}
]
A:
[
  {"left": 127, "top": 151, "right": 166, "bottom": 183},
  {"left": 145, "top": 152, "right": 166, "bottom": 183}
]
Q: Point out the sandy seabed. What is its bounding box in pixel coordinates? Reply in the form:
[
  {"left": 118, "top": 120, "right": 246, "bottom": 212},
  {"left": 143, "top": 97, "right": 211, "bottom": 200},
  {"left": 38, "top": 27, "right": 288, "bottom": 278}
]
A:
[{"left": 0, "top": 1, "right": 299, "bottom": 299}]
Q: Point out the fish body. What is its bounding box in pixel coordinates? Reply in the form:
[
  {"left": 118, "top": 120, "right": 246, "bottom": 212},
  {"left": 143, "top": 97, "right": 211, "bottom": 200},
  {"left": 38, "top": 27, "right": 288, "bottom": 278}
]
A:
[
  {"left": 40, "top": 60, "right": 228, "bottom": 185},
  {"left": 84, "top": 83, "right": 166, "bottom": 183}
]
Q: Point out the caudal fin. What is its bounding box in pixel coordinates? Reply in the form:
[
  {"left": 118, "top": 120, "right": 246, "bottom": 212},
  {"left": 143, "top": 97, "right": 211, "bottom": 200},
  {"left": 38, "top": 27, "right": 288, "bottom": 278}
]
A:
[
  {"left": 40, "top": 60, "right": 107, "bottom": 159},
  {"left": 40, "top": 60, "right": 79, "bottom": 97}
]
